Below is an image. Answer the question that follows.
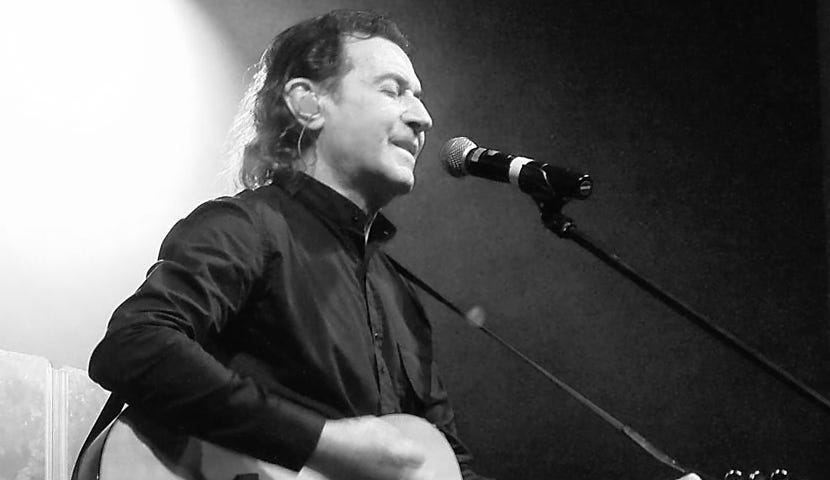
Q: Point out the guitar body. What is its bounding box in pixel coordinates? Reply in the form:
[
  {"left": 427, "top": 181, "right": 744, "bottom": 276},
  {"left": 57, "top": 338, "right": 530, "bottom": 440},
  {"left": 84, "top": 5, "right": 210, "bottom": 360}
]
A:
[{"left": 76, "top": 408, "right": 462, "bottom": 480}]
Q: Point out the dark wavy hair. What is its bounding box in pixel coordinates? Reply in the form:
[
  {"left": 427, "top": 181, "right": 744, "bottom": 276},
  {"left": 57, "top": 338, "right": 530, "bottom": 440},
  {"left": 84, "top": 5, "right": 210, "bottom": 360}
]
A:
[{"left": 227, "top": 9, "right": 410, "bottom": 190}]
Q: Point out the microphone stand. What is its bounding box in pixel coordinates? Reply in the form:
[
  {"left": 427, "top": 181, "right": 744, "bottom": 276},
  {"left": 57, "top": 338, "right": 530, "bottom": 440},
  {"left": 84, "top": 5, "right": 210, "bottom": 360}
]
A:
[{"left": 533, "top": 194, "right": 830, "bottom": 414}]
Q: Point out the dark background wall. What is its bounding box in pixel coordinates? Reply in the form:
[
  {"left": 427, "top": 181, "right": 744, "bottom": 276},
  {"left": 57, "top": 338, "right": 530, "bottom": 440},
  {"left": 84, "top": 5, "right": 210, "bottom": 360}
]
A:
[
  {"left": 192, "top": 0, "right": 830, "bottom": 478},
  {"left": 821, "top": 0, "right": 830, "bottom": 331},
  {"left": 392, "top": 1, "right": 830, "bottom": 478}
]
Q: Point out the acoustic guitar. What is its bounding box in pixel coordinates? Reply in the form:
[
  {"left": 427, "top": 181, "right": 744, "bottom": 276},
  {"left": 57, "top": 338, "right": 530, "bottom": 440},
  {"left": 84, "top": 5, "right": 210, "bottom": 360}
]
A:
[{"left": 74, "top": 408, "right": 462, "bottom": 480}]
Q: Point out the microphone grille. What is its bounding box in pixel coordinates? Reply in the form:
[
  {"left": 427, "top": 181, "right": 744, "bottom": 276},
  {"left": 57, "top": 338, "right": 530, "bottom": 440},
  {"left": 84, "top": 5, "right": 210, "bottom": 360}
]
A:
[{"left": 439, "top": 137, "right": 477, "bottom": 177}]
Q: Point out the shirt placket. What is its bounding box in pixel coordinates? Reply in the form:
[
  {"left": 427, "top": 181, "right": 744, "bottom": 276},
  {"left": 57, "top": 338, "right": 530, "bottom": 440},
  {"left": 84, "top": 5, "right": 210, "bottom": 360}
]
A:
[{"left": 361, "top": 253, "right": 400, "bottom": 414}]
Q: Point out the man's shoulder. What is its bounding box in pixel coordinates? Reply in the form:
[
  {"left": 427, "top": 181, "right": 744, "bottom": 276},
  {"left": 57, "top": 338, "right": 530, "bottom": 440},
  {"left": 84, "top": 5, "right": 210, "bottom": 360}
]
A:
[
  {"left": 215, "top": 185, "right": 296, "bottom": 234},
  {"left": 167, "top": 185, "right": 293, "bottom": 244},
  {"left": 194, "top": 184, "right": 292, "bottom": 222},
  {"left": 229, "top": 183, "right": 291, "bottom": 209}
]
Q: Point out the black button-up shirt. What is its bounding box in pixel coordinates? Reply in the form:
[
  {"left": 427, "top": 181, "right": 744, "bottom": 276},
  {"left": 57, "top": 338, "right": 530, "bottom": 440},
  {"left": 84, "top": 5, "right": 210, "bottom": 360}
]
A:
[{"left": 89, "top": 172, "right": 477, "bottom": 474}]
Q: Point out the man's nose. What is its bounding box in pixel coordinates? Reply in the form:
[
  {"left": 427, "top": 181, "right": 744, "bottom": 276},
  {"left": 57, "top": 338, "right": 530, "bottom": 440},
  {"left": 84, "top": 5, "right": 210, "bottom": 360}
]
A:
[{"left": 402, "top": 96, "right": 433, "bottom": 134}]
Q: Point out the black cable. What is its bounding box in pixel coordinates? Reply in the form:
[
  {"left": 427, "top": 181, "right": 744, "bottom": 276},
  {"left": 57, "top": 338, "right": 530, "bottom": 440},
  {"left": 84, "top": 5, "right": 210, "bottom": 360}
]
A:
[
  {"left": 563, "top": 224, "right": 830, "bottom": 414},
  {"left": 390, "top": 256, "right": 717, "bottom": 480}
]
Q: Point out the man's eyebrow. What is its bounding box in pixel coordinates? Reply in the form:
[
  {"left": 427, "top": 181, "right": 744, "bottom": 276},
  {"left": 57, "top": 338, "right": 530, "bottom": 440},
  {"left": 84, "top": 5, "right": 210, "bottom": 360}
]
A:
[{"left": 374, "top": 72, "right": 424, "bottom": 98}]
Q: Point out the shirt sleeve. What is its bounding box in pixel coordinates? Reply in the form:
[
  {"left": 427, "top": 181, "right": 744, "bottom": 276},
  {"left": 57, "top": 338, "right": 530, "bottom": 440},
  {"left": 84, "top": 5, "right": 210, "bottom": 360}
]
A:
[{"left": 88, "top": 198, "right": 325, "bottom": 471}]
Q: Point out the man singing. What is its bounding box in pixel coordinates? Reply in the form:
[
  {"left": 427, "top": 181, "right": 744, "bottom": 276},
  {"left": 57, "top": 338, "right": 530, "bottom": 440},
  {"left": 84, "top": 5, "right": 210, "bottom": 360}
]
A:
[{"left": 87, "top": 9, "right": 490, "bottom": 480}]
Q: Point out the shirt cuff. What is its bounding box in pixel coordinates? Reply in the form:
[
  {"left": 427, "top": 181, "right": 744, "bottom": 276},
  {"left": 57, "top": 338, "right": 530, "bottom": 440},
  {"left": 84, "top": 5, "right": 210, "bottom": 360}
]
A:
[{"left": 246, "top": 396, "right": 327, "bottom": 471}]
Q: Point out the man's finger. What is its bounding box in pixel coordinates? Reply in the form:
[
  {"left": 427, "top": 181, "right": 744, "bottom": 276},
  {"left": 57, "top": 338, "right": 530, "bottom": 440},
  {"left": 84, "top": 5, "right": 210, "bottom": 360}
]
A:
[{"left": 387, "top": 438, "right": 427, "bottom": 467}]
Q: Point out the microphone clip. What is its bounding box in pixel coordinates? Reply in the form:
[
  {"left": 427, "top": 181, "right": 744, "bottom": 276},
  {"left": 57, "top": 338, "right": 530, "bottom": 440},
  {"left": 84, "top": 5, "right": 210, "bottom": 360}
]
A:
[
  {"left": 534, "top": 194, "right": 576, "bottom": 238},
  {"left": 519, "top": 164, "right": 582, "bottom": 237},
  {"left": 518, "top": 162, "right": 593, "bottom": 202}
]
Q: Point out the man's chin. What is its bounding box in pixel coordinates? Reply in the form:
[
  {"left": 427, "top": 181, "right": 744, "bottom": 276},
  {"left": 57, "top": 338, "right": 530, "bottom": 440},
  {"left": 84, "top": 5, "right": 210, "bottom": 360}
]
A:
[
  {"left": 384, "top": 165, "right": 416, "bottom": 192},
  {"left": 397, "top": 171, "right": 416, "bottom": 193},
  {"left": 361, "top": 171, "right": 414, "bottom": 210},
  {"left": 387, "top": 178, "right": 415, "bottom": 199}
]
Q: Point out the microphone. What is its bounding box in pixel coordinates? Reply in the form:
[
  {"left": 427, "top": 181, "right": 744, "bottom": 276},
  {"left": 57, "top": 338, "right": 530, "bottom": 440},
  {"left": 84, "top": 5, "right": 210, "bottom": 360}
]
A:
[{"left": 439, "top": 137, "right": 593, "bottom": 200}]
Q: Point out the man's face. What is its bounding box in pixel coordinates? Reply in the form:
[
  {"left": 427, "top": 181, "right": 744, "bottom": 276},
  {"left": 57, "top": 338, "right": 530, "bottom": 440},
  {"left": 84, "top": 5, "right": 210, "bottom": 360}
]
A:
[{"left": 314, "top": 36, "right": 433, "bottom": 206}]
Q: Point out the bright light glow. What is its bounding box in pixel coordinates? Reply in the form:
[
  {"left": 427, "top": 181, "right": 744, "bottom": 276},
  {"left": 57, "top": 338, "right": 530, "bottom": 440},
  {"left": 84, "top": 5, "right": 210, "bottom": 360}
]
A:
[{"left": 0, "top": 0, "right": 242, "bottom": 367}]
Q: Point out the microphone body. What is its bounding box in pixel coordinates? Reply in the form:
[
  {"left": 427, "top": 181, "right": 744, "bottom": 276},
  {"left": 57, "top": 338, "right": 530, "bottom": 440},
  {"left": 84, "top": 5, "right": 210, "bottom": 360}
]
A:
[{"left": 440, "top": 137, "right": 593, "bottom": 200}]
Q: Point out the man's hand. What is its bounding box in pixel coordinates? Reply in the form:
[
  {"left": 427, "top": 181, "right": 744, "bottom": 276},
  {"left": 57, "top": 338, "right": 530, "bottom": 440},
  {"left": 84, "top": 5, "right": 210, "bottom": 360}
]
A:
[
  {"left": 306, "top": 416, "right": 434, "bottom": 480},
  {"left": 676, "top": 474, "right": 701, "bottom": 480}
]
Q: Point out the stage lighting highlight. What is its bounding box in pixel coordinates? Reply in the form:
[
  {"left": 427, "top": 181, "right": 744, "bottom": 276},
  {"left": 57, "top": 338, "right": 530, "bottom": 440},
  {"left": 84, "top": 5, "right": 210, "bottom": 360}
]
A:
[{"left": 0, "top": 0, "right": 240, "bottom": 366}]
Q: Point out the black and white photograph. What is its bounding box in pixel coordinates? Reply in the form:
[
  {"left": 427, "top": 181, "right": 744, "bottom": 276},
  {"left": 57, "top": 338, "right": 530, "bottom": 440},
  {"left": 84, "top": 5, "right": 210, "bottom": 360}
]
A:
[{"left": 1, "top": 1, "right": 828, "bottom": 479}]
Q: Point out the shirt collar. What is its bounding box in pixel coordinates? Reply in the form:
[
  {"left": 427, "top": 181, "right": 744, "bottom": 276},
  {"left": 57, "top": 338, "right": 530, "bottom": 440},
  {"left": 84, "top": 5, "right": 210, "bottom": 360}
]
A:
[{"left": 274, "top": 171, "right": 397, "bottom": 244}]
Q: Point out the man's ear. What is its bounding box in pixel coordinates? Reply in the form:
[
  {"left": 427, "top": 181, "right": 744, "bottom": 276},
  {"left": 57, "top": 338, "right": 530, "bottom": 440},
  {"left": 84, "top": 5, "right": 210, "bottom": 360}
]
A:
[{"left": 284, "top": 78, "right": 324, "bottom": 130}]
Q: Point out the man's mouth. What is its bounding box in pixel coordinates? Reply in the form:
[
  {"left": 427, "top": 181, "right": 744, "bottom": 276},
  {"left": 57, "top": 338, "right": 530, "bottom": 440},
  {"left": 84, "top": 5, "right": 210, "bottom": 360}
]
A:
[{"left": 393, "top": 141, "right": 418, "bottom": 158}]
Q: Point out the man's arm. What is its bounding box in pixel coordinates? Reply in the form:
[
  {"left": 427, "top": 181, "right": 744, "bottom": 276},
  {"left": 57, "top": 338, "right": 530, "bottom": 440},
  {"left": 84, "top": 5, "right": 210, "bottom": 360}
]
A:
[
  {"left": 89, "top": 199, "right": 325, "bottom": 470},
  {"left": 90, "top": 198, "right": 438, "bottom": 479}
]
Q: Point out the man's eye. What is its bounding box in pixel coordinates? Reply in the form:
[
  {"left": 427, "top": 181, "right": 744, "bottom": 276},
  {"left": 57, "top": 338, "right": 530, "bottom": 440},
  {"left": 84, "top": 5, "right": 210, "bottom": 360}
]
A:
[{"left": 381, "top": 85, "right": 401, "bottom": 97}]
